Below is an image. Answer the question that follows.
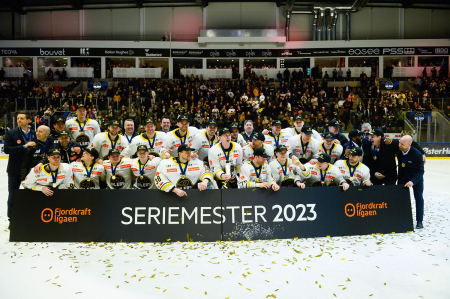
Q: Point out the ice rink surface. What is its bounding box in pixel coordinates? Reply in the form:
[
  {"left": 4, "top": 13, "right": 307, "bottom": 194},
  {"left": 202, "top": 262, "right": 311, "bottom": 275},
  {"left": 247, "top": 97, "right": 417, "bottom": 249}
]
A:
[{"left": 0, "top": 158, "right": 449, "bottom": 299}]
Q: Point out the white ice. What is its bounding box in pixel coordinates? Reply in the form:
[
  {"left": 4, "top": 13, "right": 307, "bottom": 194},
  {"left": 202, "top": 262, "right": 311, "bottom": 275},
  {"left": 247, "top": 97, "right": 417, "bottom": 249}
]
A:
[{"left": 0, "top": 159, "right": 449, "bottom": 299}]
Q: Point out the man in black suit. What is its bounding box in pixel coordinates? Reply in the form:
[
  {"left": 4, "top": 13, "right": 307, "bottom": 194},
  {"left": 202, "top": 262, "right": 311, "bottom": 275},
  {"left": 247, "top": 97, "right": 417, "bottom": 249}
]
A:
[
  {"left": 4, "top": 112, "right": 37, "bottom": 226},
  {"left": 397, "top": 135, "right": 425, "bottom": 229}
]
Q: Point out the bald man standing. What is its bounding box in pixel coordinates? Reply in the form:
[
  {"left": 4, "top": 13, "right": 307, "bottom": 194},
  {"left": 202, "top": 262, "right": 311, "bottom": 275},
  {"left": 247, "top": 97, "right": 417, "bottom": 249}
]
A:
[
  {"left": 397, "top": 135, "right": 425, "bottom": 229},
  {"left": 20, "top": 125, "right": 55, "bottom": 181}
]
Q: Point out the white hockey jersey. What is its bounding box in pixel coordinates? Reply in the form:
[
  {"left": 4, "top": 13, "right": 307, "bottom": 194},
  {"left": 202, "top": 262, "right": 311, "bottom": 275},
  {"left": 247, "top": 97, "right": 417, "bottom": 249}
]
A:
[
  {"left": 269, "top": 158, "right": 311, "bottom": 187},
  {"left": 120, "top": 132, "right": 167, "bottom": 158},
  {"left": 264, "top": 131, "right": 292, "bottom": 148},
  {"left": 130, "top": 157, "right": 162, "bottom": 189},
  {"left": 91, "top": 132, "right": 129, "bottom": 160},
  {"left": 317, "top": 142, "right": 343, "bottom": 164},
  {"left": 24, "top": 163, "right": 73, "bottom": 191},
  {"left": 155, "top": 157, "right": 214, "bottom": 192},
  {"left": 303, "top": 163, "right": 346, "bottom": 187},
  {"left": 242, "top": 144, "right": 275, "bottom": 163},
  {"left": 65, "top": 118, "right": 101, "bottom": 148},
  {"left": 160, "top": 128, "right": 197, "bottom": 158},
  {"left": 191, "top": 131, "right": 219, "bottom": 161},
  {"left": 103, "top": 158, "right": 133, "bottom": 189},
  {"left": 287, "top": 135, "right": 320, "bottom": 160},
  {"left": 208, "top": 141, "right": 243, "bottom": 180},
  {"left": 334, "top": 160, "right": 371, "bottom": 186},
  {"left": 231, "top": 133, "right": 247, "bottom": 148},
  {"left": 71, "top": 161, "right": 105, "bottom": 189},
  {"left": 284, "top": 127, "right": 323, "bottom": 142},
  {"left": 237, "top": 161, "right": 276, "bottom": 189}
]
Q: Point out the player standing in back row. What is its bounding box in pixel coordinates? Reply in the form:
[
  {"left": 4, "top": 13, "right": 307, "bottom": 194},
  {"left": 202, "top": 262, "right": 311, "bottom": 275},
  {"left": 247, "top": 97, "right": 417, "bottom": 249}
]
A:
[{"left": 65, "top": 103, "right": 101, "bottom": 148}]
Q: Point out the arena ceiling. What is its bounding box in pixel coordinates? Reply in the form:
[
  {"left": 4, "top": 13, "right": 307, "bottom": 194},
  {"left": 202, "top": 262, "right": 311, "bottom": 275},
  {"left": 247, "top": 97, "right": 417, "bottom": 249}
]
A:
[{"left": 1, "top": 0, "right": 450, "bottom": 14}]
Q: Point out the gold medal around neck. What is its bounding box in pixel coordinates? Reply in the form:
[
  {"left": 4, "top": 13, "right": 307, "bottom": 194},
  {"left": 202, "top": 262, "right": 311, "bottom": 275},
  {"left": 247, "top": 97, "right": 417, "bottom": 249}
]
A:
[
  {"left": 53, "top": 183, "right": 57, "bottom": 188},
  {"left": 256, "top": 178, "right": 261, "bottom": 183},
  {"left": 87, "top": 178, "right": 91, "bottom": 182},
  {"left": 350, "top": 177, "right": 354, "bottom": 181},
  {"left": 80, "top": 131, "right": 85, "bottom": 135},
  {"left": 181, "top": 175, "right": 186, "bottom": 179},
  {"left": 373, "top": 156, "right": 377, "bottom": 160},
  {"left": 112, "top": 175, "right": 116, "bottom": 180},
  {"left": 302, "top": 154, "right": 306, "bottom": 158},
  {"left": 402, "top": 163, "right": 405, "bottom": 167},
  {"left": 140, "top": 176, "right": 144, "bottom": 180},
  {"left": 321, "top": 181, "right": 326, "bottom": 186}
]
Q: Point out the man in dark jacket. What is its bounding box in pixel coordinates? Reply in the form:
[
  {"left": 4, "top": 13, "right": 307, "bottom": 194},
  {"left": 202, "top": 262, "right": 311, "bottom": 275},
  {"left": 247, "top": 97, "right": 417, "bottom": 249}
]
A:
[
  {"left": 4, "top": 112, "right": 36, "bottom": 225},
  {"left": 20, "top": 125, "right": 55, "bottom": 181},
  {"left": 34, "top": 130, "right": 82, "bottom": 167},
  {"left": 397, "top": 135, "right": 425, "bottom": 229}
]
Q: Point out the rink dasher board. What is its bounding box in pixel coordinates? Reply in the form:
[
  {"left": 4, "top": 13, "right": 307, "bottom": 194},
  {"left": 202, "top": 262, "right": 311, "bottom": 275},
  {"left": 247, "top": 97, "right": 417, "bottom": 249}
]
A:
[{"left": 10, "top": 186, "right": 413, "bottom": 242}]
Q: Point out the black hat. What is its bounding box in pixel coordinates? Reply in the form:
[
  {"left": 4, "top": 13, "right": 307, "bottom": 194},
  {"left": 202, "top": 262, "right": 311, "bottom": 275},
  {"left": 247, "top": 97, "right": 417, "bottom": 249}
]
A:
[
  {"left": 348, "top": 129, "right": 363, "bottom": 139},
  {"left": 301, "top": 125, "right": 313, "bottom": 135},
  {"left": 328, "top": 120, "right": 341, "bottom": 127},
  {"left": 48, "top": 148, "right": 62, "bottom": 156},
  {"left": 368, "top": 128, "right": 384, "bottom": 138},
  {"left": 322, "top": 132, "right": 334, "bottom": 140},
  {"left": 58, "top": 130, "right": 70, "bottom": 137},
  {"left": 108, "top": 148, "right": 120, "bottom": 156},
  {"left": 252, "top": 132, "right": 266, "bottom": 141},
  {"left": 177, "top": 115, "right": 189, "bottom": 122},
  {"left": 136, "top": 145, "right": 148, "bottom": 152},
  {"left": 275, "top": 145, "right": 288, "bottom": 153},
  {"left": 145, "top": 118, "right": 155, "bottom": 125},
  {"left": 178, "top": 144, "right": 195, "bottom": 152},
  {"left": 229, "top": 123, "right": 239, "bottom": 131},
  {"left": 55, "top": 117, "right": 65, "bottom": 124},
  {"left": 254, "top": 147, "right": 270, "bottom": 158},
  {"left": 294, "top": 115, "right": 304, "bottom": 121},
  {"left": 349, "top": 147, "right": 363, "bottom": 157},
  {"left": 207, "top": 120, "right": 218, "bottom": 127},
  {"left": 84, "top": 147, "right": 99, "bottom": 160},
  {"left": 109, "top": 120, "right": 120, "bottom": 127},
  {"left": 272, "top": 120, "right": 282, "bottom": 126},
  {"left": 219, "top": 127, "right": 231, "bottom": 136},
  {"left": 317, "top": 153, "right": 331, "bottom": 163},
  {"left": 77, "top": 103, "right": 86, "bottom": 109}
]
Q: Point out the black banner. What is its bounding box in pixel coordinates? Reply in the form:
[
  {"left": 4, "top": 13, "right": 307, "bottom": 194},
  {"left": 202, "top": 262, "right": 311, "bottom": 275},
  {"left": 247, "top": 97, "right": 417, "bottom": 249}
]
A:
[
  {"left": 10, "top": 186, "right": 413, "bottom": 243},
  {"left": 1, "top": 46, "right": 448, "bottom": 57},
  {"left": 421, "top": 143, "right": 450, "bottom": 157}
]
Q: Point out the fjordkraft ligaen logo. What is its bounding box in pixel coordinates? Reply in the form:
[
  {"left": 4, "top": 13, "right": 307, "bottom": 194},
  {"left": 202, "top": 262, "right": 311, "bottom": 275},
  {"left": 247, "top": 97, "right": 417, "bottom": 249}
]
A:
[
  {"left": 41, "top": 208, "right": 91, "bottom": 224},
  {"left": 345, "top": 202, "right": 387, "bottom": 218}
]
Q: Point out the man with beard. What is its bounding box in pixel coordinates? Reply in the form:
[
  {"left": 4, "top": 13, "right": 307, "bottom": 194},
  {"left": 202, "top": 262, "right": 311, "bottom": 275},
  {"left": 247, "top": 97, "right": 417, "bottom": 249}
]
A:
[
  {"left": 335, "top": 147, "right": 371, "bottom": 186},
  {"left": 304, "top": 153, "right": 349, "bottom": 190},
  {"left": 161, "top": 115, "right": 198, "bottom": 158},
  {"left": 242, "top": 132, "right": 275, "bottom": 163},
  {"left": 264, "top": 120, "right": 292, "bottom": 148},
  {"left": 121, "top": 118, "right": 166, "bottom": 158},
  {"left": 92, "top": 120, "right": 129, "bottom": 160},
  {"left": 287, "top": 125, "right": 320, "bottom": 164},
  {"left": 229, "top": 123, "right": 246, "bottom": 148},
  {"left": 341, "top": 129, "right": 364, "bottom": 160},
  {"left": 318, "top": 132, "right": 343, "bottom": 165},
  {"left": 191, "top": 120, "right": 219, "bottom": 162},
  {"left": 238, "top": 147, "right": 280, "bottom": 191},
  {"left": 65, "top": 103, "right": 101, "bottom": 148}
]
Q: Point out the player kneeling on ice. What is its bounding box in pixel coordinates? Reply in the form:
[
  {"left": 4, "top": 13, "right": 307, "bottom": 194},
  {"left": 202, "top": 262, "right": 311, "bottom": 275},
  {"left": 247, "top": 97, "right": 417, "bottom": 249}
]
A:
[
  {"left": 334, "top": 147, "right": 372, "bottom": 187},
  {"left": 23, "top": 148, "right": 73, "bottom": 196},
  {"left": 304, "top": 153, "right": 350, "bottom": 190},
  {"left": 131, "top": 145, "right": 161, "bottom": 189},
  {"left": 238, "top": 147, "right": 280, "bottom": 191},
  {"left": 155, "top": 144, "right": 214, "bottom": 197},
  {"left": 269, "top": 145, "right": 310, "bottom": 188}
]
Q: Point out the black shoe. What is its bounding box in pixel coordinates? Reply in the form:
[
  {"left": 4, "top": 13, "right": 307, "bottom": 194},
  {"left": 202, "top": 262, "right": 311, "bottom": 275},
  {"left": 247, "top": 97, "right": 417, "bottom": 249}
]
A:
[{"left": 416, "top": 222, "right": 424, "bottom": 229}]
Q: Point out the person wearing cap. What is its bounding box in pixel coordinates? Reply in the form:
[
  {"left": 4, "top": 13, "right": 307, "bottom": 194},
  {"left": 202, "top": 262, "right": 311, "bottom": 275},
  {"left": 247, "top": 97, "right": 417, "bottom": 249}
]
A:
[
  {"left": 103, "top": 149, "right": 133, "bottom": 189},
  {"left": 282, "top": 115, "right": 322, "bottom": 142},
  {"left": 20, "top": 125, "right": 55, "bottom": 181},
  {"left": 161, "top": 115, "right": 199, "bottom": 158},
  {"left": 238, "top": 147, "right": 280, "bottom": 191},
  {"left": 264, "top": 120, "right": 293, "bottom": 149},
  {"left": 327, "top": 120, "right": 349, "bottom": 145},
  {"left": 362, "top": 129, "right": 425, "bottom": 185},
  {"left": 155, "top": 144, "right": 214, "bottom": 197},
  {"left": 65, "top": 103, "right": 101, "bottom": 148},
  {"left": 50, "top": 117, "right": 66, "bottom": 143},
  {"left": 121, "top": 118, "right": 167, "bottom": 159},
  {"left": 91, "top": 119, "right": 129, "bottom": 160},
  {"left": 23, "top": 148, "right": 74, "bottom": 195},
  {"left": 71, "top": 148, "right": 105, "bottom": 189},
  {"left": 191, "top": 120, "right": 219, "bottom": 162},
  {"left": 397, "top": 135, "right": 425, "bottom": 229},
  {"left": 269, "top": 145, "right": 310, "bottom": 188},
  {"left": 242, "top": 132, "right": 275, "bottom": 163},
  {"left": 229, "top": 123, "right": 246, "bottom": 148},
  {"left": 318, "top": 132, "right": 343, "bottom": 165},
  {"left": 208, "top": 127, "right": 243, "bottom": 189},
  {"left": 304, "top": 153, "right": 349, "bottom": 190},
  {"left": 241, "top": 120, "right": 255, "bottom": 143},
  {"left": 287, "top": 125, "right": 320, "bottom": 164},
  {"left": 130, "top": 145, "right": 162, "bottom": 189},
  {"left": 335, "top": 147, "right": 371, "bottom": 187},
  {"left": 341, "top": 129, "right": 364, "bottom": 160}
]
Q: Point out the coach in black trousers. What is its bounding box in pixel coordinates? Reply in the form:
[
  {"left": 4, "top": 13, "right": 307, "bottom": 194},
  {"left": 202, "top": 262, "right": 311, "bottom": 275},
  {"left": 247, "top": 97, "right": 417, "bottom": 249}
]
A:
[
  {"left": 4, "top": 113, "right": 36, "bottom": 228},
  {"left": 397, "top": 135, "right": 425, "bottom": 229}
]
